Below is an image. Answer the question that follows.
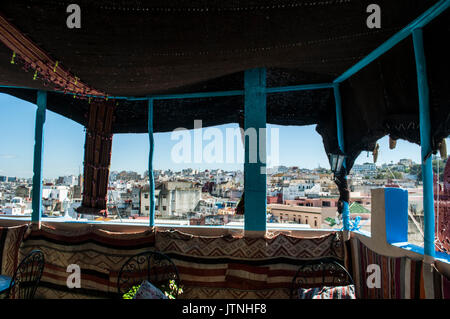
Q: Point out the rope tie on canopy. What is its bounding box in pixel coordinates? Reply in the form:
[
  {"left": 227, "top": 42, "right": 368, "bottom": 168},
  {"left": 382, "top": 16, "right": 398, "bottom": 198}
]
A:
[{"left": 0, "top": 13, "right": 105, "bottom": 97}]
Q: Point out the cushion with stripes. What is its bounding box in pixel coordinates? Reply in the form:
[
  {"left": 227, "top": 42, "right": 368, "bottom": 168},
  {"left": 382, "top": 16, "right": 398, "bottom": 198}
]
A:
[{"left": 298, "top": 285, "right": 356, "bottom": 299}]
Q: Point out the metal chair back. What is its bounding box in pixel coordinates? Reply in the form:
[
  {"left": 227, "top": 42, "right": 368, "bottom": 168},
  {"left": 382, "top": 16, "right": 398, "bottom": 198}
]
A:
[
  {"left": 7, "top": 250, "right": 45, "bottom": 299},
  {"left": 117, "top": 251, "right": 180, "bottom": 298},
  {"left": 290, "top": 258, "right": 354, "bottom": 299}
]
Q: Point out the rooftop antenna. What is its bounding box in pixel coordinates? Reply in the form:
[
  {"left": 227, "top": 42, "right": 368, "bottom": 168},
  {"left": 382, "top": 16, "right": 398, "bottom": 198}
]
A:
[{"left": 386, "top": 165, "right": 402, "bottom": 188}]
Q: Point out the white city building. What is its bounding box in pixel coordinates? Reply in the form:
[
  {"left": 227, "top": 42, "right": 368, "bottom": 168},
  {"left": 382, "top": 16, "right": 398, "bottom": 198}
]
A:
[
  {"left": 42, "top": 185, "right": 70, "bottom": 202},
  {"left": 63, "top": 175, "right": 78, "bottom": 186},
  {"left": 282, "top": 182, "right": 317, "bottom": 200}
]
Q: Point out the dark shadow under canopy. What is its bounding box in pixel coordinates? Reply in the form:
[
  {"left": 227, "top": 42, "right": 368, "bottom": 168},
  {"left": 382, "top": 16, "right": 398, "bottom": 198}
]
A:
[{"left": 0, "top": 0, "right": 449, "bottom": 170}]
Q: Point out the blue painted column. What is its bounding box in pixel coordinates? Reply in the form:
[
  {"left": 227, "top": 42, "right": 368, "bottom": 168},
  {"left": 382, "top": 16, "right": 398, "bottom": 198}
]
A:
[
  {"left": 244, "top": 68, "right": 267, "bottom": 233},
  {"left": 333, "top": 83, "right": 350, "bottom": 230},
  {"left": 413, "top": 28, "right": 435, "bottom": 259},
  {"left": 31, "top": 91, "right": 47, "bottom": 223},
  {"left": 148, "top": 98, "right": 156, "bottom": 227}
]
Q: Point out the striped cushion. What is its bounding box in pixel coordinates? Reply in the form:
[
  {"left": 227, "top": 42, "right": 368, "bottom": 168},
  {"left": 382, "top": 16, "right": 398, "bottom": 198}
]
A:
[{"left": 299, "top": 285, "right": 356, "bottom": 299}]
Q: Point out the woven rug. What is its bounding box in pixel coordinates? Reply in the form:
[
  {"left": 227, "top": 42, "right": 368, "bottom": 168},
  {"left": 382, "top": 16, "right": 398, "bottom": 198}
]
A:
[
  {"left": 350, "top": 237, "right": 425, "bottom": 299},
  {"left": 433, "top": 264, "right": 450, "bottom": 299},
  {"left": 19, "top": 226, "right": 345, "bottom": 299},
  {"left": 155, "top": 230, "right": 345, "bottom": 299},
  {"left": 156, "top": 229, "right": 344, "bottom": 260},
  {"left": 20, "top": 224, "right": 156, "bottom": 299},
  {"left": 0, "top": 225, "right": 28, "bottom": 277}
]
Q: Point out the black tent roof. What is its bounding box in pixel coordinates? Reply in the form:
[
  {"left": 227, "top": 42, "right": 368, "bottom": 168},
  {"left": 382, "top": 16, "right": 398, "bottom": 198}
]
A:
[{"left": 0, "top": 0, "right": 449, "bottom": 169}]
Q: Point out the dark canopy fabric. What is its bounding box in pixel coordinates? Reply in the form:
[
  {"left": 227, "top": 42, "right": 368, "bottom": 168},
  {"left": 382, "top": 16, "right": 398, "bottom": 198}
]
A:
[{"left": 0, "top": 0, "right": 449, "bottom": 169}]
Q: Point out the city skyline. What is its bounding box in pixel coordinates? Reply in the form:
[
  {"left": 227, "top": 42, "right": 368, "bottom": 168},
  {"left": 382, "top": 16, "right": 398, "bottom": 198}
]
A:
[{"left": 1, "top": 93, "right": 448, "bottom": 179}]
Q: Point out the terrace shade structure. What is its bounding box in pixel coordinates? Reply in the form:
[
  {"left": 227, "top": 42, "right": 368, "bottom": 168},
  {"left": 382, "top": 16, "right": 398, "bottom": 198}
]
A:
[{"left": 0, "top": 0, "right": 449, "bottom": 299}]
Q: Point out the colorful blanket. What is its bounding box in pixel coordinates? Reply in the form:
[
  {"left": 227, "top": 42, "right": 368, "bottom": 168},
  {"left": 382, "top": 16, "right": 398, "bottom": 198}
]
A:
[
  {"left": 20, "top": 224, "right": 156, "bottom": 299},
  {"left": 0, "top": 225, "right": 28, "bottom": 277},
  {"left": 19, "top": 225, "right": 344, "bottom": 299},
  {"left": 156, "top": 230, "right": 345, "bottom": 299},
  {"left": 350, "top": 237, "right": 450, "bottom": 299},
  {"left": 433, "top": 264, "right": 450, "bottom": 299}
]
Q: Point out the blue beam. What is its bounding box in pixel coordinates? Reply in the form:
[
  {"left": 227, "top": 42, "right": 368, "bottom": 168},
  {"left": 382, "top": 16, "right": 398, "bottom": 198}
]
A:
[
  {"left": 148, "top": 98, "right": 156, "bottom": 227},
  {"left": 413, "top": 28, "right": 435, "bottom": 258},
  {"left": 150, "top": 90, "right": 243, "bottom": 100},
  {"left": 333, "top": 83, "right": 350, "bottom": 231},
  {"left": 333, "top": 84, "right": 346, "bottom": 158},
  {"left": 334, "top": 0, "right": 450, "bottom": 84},
  {"left": 31, "top": 91, "right": 47, "bottom": 222},
  {"left": 0, "top": 83, "right": 333, "bottom": 101},
  {"left": 265, "top": 83, "right": 333, "bottom": 93},
  {"left": 244, "top": 68, "right": 267, "bottom": 232}
]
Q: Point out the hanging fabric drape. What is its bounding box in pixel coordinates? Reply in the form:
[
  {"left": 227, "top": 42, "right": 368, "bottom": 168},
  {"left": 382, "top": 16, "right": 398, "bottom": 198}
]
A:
[{"left": 76, "top": 100, "right": 115, "bottom": 216}]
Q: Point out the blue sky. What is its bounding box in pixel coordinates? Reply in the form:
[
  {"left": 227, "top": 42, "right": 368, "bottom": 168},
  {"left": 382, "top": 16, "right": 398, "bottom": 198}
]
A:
[{"left": 1, "top": 93, "right": 447, "bottom": 179}]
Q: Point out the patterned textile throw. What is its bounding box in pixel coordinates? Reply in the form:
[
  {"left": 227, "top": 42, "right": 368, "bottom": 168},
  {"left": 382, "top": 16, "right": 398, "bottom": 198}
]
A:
[
  {"left": 134, "top": 280, "right": 167, "bottom": 299},
  {"left": 16, "top": 225, "right": 346, "bottom": 299},
  {"left": 350, "top": 238, "right": 450, "bottom": 299},
  {"left": 20, "top": 224, "right": 156, "bottom": 299},
  {"left": 156, "top": 229, "right": 344, "bottom": 260},
  {"left": 350, "top": 237, "right": 424, "bottom": 299},
  {"left": 156, "top": 230, "right": 345, "bottom": 299},
  {"left": 298, "top": 285, "right": 356, "bottom": 299},
  {"left": 0, "top": 225, "right": 28, "bottom": 277},
  {"left": 433, "top": 264, "right": 450, "bottom": 299}
]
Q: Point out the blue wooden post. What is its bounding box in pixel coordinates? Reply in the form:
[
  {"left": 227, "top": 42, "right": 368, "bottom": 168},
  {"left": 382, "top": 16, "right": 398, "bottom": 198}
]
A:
[
  {"left": 333, "top": 83, "right": 350, "bottom": 230},
  {"left": 413, "top": 28, "right": 435, "bottom": 259},
  {"left": 148, "top": 98, "right": 156, "bottom": 227},
  {"left": 31, "top": 91, "right": 47, "bottom": 223},
  {"left": 244, "top": 68, "right": 267, "bottom": 234}
]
